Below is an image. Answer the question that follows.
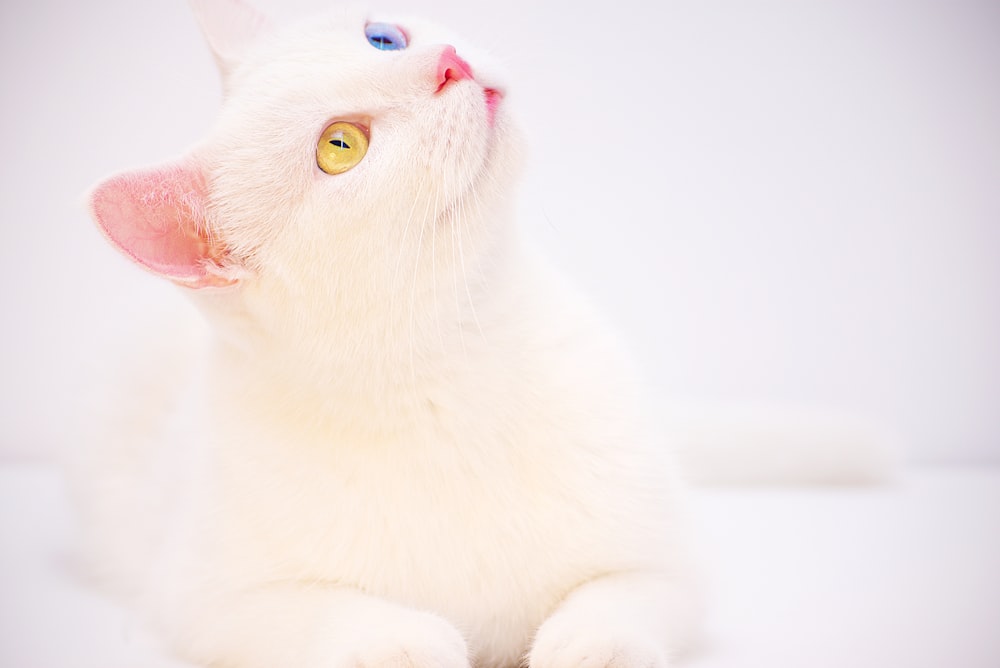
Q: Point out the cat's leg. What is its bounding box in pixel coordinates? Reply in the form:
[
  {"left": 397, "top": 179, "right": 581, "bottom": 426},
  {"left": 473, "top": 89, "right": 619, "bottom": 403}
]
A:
[
  {"left": 528, "top": 572, "right": 703, "bottom": 668},
  {"left": 163, "top": 584, "right": 469, "bottom": 668}
]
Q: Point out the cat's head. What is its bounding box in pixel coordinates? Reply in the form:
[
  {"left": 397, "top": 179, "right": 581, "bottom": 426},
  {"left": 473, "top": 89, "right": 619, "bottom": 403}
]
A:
[{"left": 90, "top": 0, "right": 521, "bottom": 319}]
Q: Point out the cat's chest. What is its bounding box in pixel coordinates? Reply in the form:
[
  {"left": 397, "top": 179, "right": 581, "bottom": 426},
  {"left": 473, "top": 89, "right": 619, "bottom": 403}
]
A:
[{"left": 203, "top": 416, "right": 604, "bottom": 639}]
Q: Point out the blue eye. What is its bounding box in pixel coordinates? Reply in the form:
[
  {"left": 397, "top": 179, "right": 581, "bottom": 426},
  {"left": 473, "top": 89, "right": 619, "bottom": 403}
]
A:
[{"left": 365, "top": 23, "right": 408, "bottom": 51}]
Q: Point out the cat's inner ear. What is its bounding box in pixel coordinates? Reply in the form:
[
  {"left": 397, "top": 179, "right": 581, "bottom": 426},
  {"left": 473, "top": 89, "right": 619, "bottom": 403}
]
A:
[
  {"left": 90, "top": 163, "right": 237, "bottom": 289},
  {"left": 189, "top": 0, "right": 271, "bottom": 81}
]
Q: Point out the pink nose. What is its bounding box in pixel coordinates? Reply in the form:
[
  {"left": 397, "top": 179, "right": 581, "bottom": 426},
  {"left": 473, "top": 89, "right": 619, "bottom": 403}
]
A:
[{"left": 436, "top": 46, "right": 474, "bottom": 92}]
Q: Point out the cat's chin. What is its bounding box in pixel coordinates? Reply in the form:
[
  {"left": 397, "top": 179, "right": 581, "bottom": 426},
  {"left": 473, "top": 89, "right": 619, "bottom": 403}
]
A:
[{"left": 439, "top": 123, "right": 510, "bottom": 227}]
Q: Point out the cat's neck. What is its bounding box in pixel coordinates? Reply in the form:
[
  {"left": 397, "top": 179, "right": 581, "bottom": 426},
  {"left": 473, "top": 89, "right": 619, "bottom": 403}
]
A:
[{"left": 190, "top": 215, "right": 531, "bottom": 420}]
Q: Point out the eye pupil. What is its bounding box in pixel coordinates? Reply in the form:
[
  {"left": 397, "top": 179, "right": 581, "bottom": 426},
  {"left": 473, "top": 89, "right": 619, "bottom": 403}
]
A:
[{"left": 329, "top": 139, "right": 350, "bottom": 149}]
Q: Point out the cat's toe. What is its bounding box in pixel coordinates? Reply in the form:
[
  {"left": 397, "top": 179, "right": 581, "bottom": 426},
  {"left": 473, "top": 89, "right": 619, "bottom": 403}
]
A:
[
  {"left": 528, "top": 617, "right": 669, "bottom": 668},
  {"left": 311, "top": 611, "right": 470, "bottom": 668}
]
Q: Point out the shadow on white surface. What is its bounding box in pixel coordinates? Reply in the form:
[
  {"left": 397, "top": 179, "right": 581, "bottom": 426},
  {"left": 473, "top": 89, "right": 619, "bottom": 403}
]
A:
[{"left": 0, "top": 466, "right": 190, "bottom": 668}]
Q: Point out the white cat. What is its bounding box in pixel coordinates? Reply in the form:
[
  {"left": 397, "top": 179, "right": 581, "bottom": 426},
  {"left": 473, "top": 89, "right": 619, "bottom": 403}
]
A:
[{"left": 76, "top": 2, "right": 891, "bottom": 667}]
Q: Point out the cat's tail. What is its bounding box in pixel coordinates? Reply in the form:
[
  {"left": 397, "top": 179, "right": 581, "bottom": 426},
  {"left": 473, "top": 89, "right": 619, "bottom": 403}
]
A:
[{"left": 663, "top": 402, "right": 900, "bottom": 486}]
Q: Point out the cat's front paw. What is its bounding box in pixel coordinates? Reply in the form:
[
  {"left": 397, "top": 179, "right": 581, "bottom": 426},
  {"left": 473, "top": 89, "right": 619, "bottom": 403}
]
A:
[
  {"left": 311, "top": 609, "right": 469, "bottom": 668},
  {"left": 529, "top": 614, "right": 670, "bottom": 668}
]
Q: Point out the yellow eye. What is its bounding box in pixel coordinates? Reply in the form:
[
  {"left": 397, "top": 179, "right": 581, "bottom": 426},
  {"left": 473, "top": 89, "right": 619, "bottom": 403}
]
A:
[{"left": 316, "top": 122, "right": 369, "bottom": 175}]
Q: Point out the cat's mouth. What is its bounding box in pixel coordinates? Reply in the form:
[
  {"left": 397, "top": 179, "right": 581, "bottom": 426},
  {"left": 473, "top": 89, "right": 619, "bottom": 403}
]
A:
[
  {"left": 484, "top": 88, "right": 502, "bottom": 127},
  {"left": 429, "top": 46, "right": 506, "bottom": 218}
]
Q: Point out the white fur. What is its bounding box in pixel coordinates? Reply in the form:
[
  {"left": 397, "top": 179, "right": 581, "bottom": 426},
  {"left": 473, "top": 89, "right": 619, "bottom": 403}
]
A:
[{"left": 75, "top": 4, "right": 704, "bottom": 668}]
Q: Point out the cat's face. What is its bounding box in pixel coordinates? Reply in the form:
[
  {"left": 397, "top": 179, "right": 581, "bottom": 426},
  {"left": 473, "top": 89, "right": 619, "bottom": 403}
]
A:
[
  {"left": 204, "top": 9, "right": 520, "bottom": 288},
  {"left": 91, "top": 3, "right": 522, "bottom": 314}
]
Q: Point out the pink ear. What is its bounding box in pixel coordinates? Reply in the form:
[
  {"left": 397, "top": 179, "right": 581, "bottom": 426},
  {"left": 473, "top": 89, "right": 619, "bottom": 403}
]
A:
[{"left": 89, "top": 162, "right": 236, "bottom": 288}]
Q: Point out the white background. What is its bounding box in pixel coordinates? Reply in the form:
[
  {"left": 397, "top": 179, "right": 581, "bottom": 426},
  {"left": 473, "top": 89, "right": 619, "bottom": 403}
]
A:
[{"left": 1, "top": 0, "right": 997, "bottom": 465}]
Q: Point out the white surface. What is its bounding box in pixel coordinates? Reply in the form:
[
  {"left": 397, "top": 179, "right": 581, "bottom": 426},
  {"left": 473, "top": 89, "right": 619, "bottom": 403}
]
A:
[
  {"left": 2, "top": 464, "right": 999, "bottom": 667},
  {"left": 1, "top": 0, "right": 999, "bottom": 465}
]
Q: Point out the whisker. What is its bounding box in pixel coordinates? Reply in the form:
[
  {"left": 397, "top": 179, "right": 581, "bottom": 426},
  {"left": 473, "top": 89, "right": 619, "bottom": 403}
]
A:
[
  {"left": 455, "top": 180, "right": 486, "bottom": 347},
  {"left": 386, "top": 170, "right": 427, "bottom": 409},
  {"left": 431, "top": 177, "right": 445, "bottom": 355},
  {"left": 390, "top": 171, "right": 426, "bottom": 315},
  {"left": 450, "top": 191, "right": 467, "bottom": 358},
  {"left": 409, "top": 168, "right": 435, "bottom": 390},
  {"left": 462, "top": 175, "right": 494, "bottom": 345}
]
